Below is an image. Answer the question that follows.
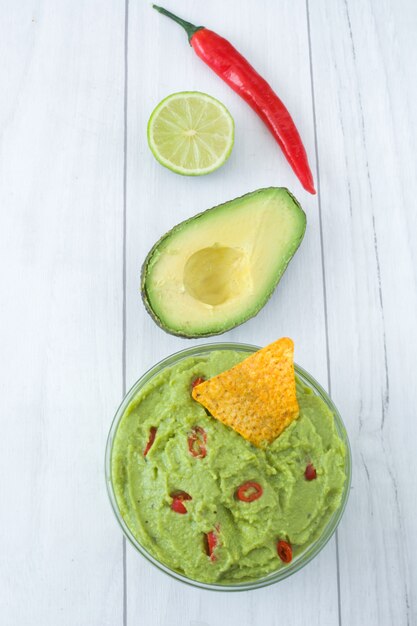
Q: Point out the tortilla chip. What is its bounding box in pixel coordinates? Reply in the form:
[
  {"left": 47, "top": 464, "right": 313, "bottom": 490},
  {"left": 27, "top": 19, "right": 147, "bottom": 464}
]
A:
[{"left": 192, "top": 338, "right": 299, "bottom": 447}]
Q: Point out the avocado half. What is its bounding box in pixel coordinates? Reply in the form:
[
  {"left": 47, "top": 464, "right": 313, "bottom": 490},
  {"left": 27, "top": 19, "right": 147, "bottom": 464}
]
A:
[{"left": 141, "top": 187, "right": 306, "bottom": 338}]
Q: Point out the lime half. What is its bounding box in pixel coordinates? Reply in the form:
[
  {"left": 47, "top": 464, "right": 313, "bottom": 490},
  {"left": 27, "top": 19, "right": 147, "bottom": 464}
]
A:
[{"left": 147, "top": 91, "right": 234, "bottom": 176}]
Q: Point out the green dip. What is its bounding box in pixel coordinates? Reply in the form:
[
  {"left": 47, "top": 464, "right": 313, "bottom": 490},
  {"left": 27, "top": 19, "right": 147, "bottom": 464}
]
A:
[{"left": 111, "top": 350, "right": 346, "bottom": 584}]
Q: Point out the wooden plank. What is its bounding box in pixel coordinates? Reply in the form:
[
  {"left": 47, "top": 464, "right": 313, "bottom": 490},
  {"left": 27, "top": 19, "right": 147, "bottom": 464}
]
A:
[
  {"left": 0, "top": 1, "right": 125, "bottom": 624},
  {"left": 307, "top": 0, "right": 417, "bottom": 624},
  {"left": 125, "top": 1, "right": 339, "bottom": 624}
]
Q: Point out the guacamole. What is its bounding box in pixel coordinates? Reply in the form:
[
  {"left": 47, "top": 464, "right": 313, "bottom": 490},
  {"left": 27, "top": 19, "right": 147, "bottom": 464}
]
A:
[{"left": 111, "top": 350, "right": 346, "bottom": 584}]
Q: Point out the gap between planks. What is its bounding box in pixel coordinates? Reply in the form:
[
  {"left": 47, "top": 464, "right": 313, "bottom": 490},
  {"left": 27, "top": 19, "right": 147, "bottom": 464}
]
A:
[
  {"left": 122, "top": 1, "right": 130, "bottom": 626},
  {"left": 305, "top": 2, "right": 342, "bottom": 626}
]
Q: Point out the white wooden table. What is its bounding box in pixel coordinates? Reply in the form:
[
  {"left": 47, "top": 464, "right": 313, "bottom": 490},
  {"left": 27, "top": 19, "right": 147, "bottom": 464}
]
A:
[{"left": 1, "top": 1, "right": 416, "bottom": 624}]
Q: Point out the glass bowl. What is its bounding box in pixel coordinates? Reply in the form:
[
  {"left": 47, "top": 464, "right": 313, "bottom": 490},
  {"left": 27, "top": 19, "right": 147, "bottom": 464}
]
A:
[{"left": 105, "top": 342, "right": 351, "bottom": 591}]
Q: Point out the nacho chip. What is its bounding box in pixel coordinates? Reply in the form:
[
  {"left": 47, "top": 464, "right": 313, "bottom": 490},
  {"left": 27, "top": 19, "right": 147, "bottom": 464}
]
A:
[{"left": 192, "top": 338, "right": 299, "bottom": 447}]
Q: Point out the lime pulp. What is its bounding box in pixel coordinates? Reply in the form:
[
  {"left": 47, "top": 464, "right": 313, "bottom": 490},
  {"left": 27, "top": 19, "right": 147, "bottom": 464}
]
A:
[{"left": 147, "top": 91, "right": 234, "bottom": 176}]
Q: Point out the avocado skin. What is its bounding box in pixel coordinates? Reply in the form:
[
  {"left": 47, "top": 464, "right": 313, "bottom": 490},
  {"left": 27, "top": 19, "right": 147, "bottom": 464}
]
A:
[{"left": 140, "top": 187, "right": 306, "bottom": 338}]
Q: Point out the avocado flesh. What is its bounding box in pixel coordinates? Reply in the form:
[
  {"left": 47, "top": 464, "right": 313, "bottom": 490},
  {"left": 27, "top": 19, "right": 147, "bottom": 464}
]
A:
[{"left": 141, "top": 187, "right": 306, "bottom": 337}]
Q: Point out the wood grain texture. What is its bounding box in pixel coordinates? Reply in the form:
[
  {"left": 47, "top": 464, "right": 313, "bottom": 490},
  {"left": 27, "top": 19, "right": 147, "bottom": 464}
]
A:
[
  {"left": 0, "top": 1, "right": 125, "bottom": 624},
  {"left": 308, "top": 0, "right": 417, "bottom": 624}
]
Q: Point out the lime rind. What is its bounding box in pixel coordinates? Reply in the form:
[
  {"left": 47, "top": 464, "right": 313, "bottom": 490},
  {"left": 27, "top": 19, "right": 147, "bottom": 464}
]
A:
[{"left": 147, "top": 91, "right": 235, "bottom": 176}]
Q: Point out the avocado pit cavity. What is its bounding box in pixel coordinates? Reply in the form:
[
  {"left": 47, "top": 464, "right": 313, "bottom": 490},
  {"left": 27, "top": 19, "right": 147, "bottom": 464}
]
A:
[{"left": 183, "top": 245, "right": 251, "bottom": 306}]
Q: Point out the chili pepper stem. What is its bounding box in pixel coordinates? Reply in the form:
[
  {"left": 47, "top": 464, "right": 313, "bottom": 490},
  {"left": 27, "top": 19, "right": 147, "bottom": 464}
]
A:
[{"left": 152, "top": 5, "right": 204, "bottom": 44}]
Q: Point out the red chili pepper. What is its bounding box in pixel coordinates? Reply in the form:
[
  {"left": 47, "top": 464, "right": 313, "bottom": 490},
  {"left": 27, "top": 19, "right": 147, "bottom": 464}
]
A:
[
  {"left": 153, "top": 5, "right": 316, "bottom": 194},
  {"left": 205, "top": 530, "right": 218, "bottom": 561},
  {"left": 236, "top": 481, "right": 263, "bottom": 502},
  {"left": 305, "top": 463, "right": 317, "bottom": 481},
  {"left": 170, "top": 491, "right": 192, "bottom": 514},
  {"left": 187, "top": 426, "right": 207, "bottom": 458},
  {"left": 191, "top": 376, "right": 205, "bottom": 389},
  {"left": 277, "top": 540, "right": 292, "bottom": 563},
  {"left": 171, "top": 498, "right": 187, "bottom": 514},
  {"left": 143, "top": 426, "right": 157, "bottom": 457}
]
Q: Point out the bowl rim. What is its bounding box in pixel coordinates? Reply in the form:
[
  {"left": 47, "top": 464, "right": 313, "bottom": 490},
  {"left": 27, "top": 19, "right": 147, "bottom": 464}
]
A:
[{"left": 105, "top": 341, "right": 352, "bottom": 591}]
